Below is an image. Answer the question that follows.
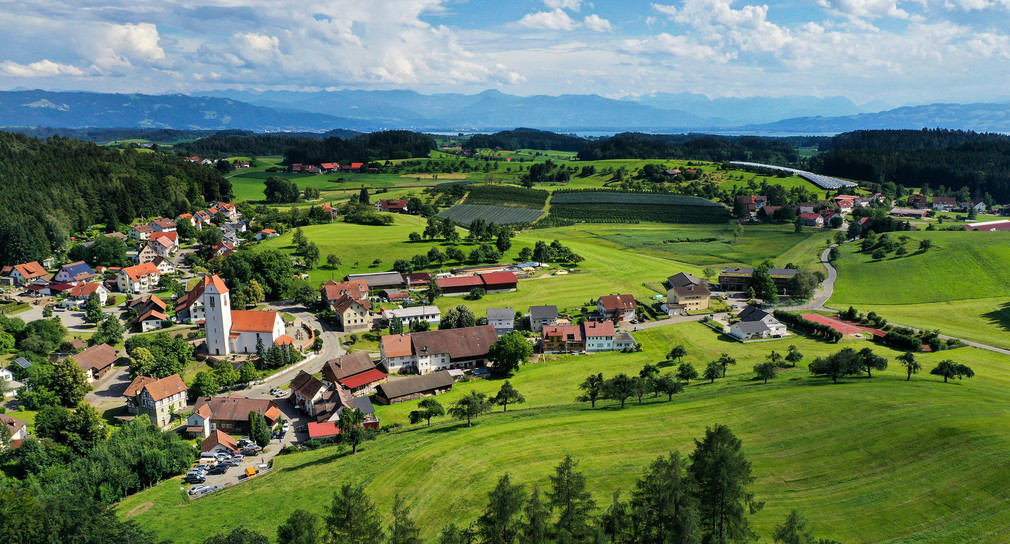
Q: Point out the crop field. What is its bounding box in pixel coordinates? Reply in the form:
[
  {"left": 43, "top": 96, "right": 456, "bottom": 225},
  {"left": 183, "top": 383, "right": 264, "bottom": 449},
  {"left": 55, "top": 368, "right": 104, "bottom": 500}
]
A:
[
  {"left": 463, "top": 184, "right": 549, "bottom": 209},
  {"left": 437, "top": 204, "right": 545, "bottom": 225},
  {"left": 547, "top": 190, "right": 731, "bottom": 224},
  {"left": 119, "top": 322, "right": 1010, "bottom": 544}
]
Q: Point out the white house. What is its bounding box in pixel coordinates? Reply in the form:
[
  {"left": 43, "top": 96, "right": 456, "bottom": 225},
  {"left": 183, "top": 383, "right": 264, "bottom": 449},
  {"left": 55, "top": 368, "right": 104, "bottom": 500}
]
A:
[
  {"left": 380, "top": 325, "right": 498, "bottom": 375},
  {"left": 584, "top": 320, "right": 617, "bottom": 352},
  {"left": 257, "top": 229, "right": 280, "bottom": 241},
  {"left": 53, "top": 261, "right": 97, "bottom": 283},
  {"left": 67, "top": 282, "right": 109, "bottom": 306},
  {"left": 382, "top": 305, "right": 441, "bottom": 327},
  {"left": 486, "top": 308, "right": 515, "bottom": 335},
  {"left": 116, "top": 262, "right": 161, "bottom": 294},
  {"left": 0, "top": 414, "right": 28, "bottom": 446},
  {"left": 729, "top": 320, "right": 787, "bottom": 340}
]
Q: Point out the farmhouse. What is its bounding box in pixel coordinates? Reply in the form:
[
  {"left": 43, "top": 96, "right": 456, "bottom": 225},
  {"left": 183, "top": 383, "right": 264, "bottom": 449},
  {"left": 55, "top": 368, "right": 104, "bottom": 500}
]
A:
[
  {"left": 322, "top": 351, "right": 388, "bottom": 396},
  {"left": 908, "top": 195, "right": 928, "bottom": 208},
  {"left": 799, "top": 212, "right": 824, "bottom": 227},
  {"left": 63, "top": 343, "right": 119, "bottom": 382},
  {"left": 289, "top": 370, "right": 332, "bottom": 418},
  {"left": 1, "top": 261, "right": 47, "bottom": 285},
  {"left": 117, "top": 262, "right": 161, "bottom": 294},
  {"left": 54, "top": 261, "right": 97, "bottom": 283},
  {"left": 597, "top": 294, "right": 637, "bottom": 322},
  {"left": 667, "top": 283, "right": 710, "bottom": 315},
  {"left": 437, "top": 271, "right": 519, "bottom": 295},
  {"left": 735, "top": 195, "right": 768, "bottom": 212},
  {"left": 932, "top": 196, "right": 957, "bottom": 211},
  {"left": 375, "top": 371, "right": 454, "bottom": 405},
  {"left": 332, "top": 295, "right": 371, "bottom": 332},
  {"left": 200, "top": 430, "right": 239, "bottom": 454},
  {"left": 187, "top": 395, "right": 282, "bottom": 438},
  {"left": 123, "top": 373, "right": 188, "bottom": 427},
  {"left": 67, "top": 282, "right": 109, "bottom": 305},
  {"left": 719, "top": 267, "right": 798, "bottom": 293},
  {"left": 345, "top": 271, "right": 405, "bottom": 290},
  {"left": 380, "top": 325, "right": 498, "bottom": 374},
  {"left": 542, "top": 321, "right": 636, "bottom": 353},
  {"left": 375, "top": 199, "right": 409, "bottom": 213},
  {"left": 381, "top": 305, "right": 441, "bottom": 327},
  {"left": 487, "top": 307, "right": 515, "bottom": 335},
  {"left": 320, "top": 280, "right": 370, "bottom": 308},
  {"left": 528, "top": 305, "right": 559, "bottom": 332}
]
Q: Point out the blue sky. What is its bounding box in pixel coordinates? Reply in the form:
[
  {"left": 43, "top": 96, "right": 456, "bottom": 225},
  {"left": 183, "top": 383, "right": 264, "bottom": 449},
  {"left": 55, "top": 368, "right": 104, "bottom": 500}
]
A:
[{"left": 1, "top": 0, "right": 1009, "bottom": 105}]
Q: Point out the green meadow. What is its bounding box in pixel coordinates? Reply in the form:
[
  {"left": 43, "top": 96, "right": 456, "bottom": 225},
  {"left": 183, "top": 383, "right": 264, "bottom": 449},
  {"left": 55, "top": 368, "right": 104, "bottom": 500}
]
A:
[{"left": 119, "top": 322, "right": 1010, "bottom": 544}]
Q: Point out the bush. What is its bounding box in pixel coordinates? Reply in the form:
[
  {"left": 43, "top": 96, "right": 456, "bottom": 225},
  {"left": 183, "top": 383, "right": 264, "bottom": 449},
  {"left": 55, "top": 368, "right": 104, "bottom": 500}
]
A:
[{"left": 304, "top": 440, "right": 322, "bottom": 450}]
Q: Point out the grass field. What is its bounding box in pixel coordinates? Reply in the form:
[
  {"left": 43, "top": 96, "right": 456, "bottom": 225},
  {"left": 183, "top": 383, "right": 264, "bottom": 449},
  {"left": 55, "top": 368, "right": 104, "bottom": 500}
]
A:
[{"left": 118, "top": 322, "right": 1010, "bottom": 544}]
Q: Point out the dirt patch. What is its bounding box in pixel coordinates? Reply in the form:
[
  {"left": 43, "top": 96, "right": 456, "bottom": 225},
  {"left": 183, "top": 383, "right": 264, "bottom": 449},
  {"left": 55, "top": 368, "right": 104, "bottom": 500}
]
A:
[{"left": 125, "top": 501, "right": 154, "bottom": 518}]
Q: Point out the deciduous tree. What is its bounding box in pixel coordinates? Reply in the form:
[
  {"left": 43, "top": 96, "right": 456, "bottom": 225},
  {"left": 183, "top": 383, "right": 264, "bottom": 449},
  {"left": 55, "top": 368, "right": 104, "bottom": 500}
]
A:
[
  {"left": 493, "top": 380, "right": 526, "bottom": 412},
  {"left": 897, "top": 352, "right": 920, "bottom": 381},
  {"left": 449, "top": 391, "right": 491, "bottom": 427},
  {"left": 930, "top": 360, "right": 974, "bottom": 383},
  {"left": 408, "top": 398, "right": 445, "bottom": 427},
  {"left": 577, "top": 373, "right": 605, "bottom": 408}
]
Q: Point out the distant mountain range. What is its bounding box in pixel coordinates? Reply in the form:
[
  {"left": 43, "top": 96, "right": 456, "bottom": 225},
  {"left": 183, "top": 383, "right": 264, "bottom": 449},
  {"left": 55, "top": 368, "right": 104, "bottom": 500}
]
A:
[{"left": 1, "top": 88, "right": 1009, "bottom": 134}]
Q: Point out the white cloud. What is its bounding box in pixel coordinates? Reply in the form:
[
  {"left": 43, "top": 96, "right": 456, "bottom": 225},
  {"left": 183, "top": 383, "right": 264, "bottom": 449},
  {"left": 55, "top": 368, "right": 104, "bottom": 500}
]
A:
[
  {"left": 583, "top": 14, "right": 613, "bottom": 32},
  {"left": 0, "top": 59, "right": 89, "bottom": 77},
  {"left": 518, "top": 9, "right": 579, "bottom": 30},
  {"left": 621, "top": 33, "right": 733, "bottom": 62},
  {"left": 544, "top": 0, "right": 582, "bottom": 10},
  {"left": 815, "top": 0, "right": 913, "bottom": 19},
  {"left": 238, "top": 33, "right": 280, "bottom": 52},
  {"left": 86, "top": 22, "right": 166, "bottom": 70}
]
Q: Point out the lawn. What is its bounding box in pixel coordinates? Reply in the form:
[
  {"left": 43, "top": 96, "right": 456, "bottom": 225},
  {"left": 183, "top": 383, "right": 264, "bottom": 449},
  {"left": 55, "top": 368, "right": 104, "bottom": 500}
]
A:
[{"left": 118, "top": 322, "right": 1010, "bottom": 544}]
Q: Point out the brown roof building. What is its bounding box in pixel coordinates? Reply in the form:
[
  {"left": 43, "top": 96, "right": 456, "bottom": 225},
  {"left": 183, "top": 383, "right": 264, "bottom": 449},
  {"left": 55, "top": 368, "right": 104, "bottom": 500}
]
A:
[
  {"left": 65, "top": 343, "right": 119, "bottom": 382},
  {"left": 375, "top": 371, "right": 454, "bottom": 405},
  {"left": 124, "top": 373, "right": 188, "bottom": 427},
  {"left": 187, "top": 395, "right": 281, "bottom": 437}
]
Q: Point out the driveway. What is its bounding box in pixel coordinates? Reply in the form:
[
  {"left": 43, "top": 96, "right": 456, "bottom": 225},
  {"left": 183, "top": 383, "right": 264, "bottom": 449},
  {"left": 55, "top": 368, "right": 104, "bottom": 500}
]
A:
[{"left": 85, "top": 365, "right": 132, "bottom": 413}]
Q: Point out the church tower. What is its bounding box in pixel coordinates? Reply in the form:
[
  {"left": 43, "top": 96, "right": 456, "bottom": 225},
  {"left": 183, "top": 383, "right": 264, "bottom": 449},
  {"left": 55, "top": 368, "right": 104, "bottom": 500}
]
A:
[{"left": 202, "top": 275, "right": 232, "bottom": 356}]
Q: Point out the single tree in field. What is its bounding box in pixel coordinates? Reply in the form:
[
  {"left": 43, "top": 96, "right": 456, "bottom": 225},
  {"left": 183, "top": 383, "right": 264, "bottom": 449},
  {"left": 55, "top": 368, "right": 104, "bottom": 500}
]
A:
[
  {"left": 702, "top": 362, "right": 722, "bottom": 384},
  {"left": 785, "top": 345, "right": 803, "bottom": 368},
  {"left": 767, "top": 350, "right": 783, "bottom": 367},
  {"left": 808, "top": 348, "right": 862, "bottom": 383},
  {"left": 577, "top": 373, "right": 605, "bottom": 408},
  {"left": 630, "top": 452, "right": 699, "bottom": 544},
  {"left": 338, "top": 408, "right": 371, "bottom": 454},
  {"left": 930, "top": 360, "right": 975, "bottom": 383},
  {"left": 408, "top": 398, "right": 445, "bottom": 427},
  {"left": 604, "top": 374, "right": 635, "bottom": 409},
  {"left": 856, "top": 347, "right": 888, "bottom": 378},
  {"left": 547, "top": 455, "right": 597, "bottom": 542},
  {"left": 388, "top": 494, "right": 423, "bottom": 544},
  {"left": 494, "top": 381, "right": 526, "bottom": 413},
  {"left": 276, "top": 509, "right": 321, "bottom": 544},
  {"left": 449, "top": 391, "right": 492, "bottom": 427},
  {"left": 477, "top": 474, "right": 526, "bottom": 544},
  {"left": 689, "top": 425, "right": 759, "bottom": 544},
  {"left": 654, "top": 373, "right": 685, "bottom": 401},
  {"left": 676, "top": 363, "right": 699, "bottom": 384},
  {"left": 668, "top": 345, "right": 687, "bottom": 363},
  {"left": 716, "top": 353, "right": 737, "bottom": 377},
  {"left": 753, "top": 362, "right": 776, "bottom": 384},
  {"left": 919, "top": 239, "right": 933, "bottom": 251},
  {"left": 631, "top": 376, "right": 649, "bottom": 404},
  {"left": 640, "top": 364, "right": 660, "bottom": 396},
  {"left": 325, "top": 483, "right": 383, "bottom": 544},
  {"left": 897, "top": 352, "right": 920, "bottom": 381},
  {"left": 326, "top": 254, "right": 342, "bottom": 269}
]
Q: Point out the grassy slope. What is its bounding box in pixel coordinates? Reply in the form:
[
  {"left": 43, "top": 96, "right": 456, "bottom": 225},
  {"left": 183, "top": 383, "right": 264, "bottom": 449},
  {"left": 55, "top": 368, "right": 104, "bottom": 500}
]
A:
[
  {"left": 828, "top": 231, "right": 1010, "bottom": 347},
  {"left": 118, "top": 323, "right": 1010, "bottom": 544}
]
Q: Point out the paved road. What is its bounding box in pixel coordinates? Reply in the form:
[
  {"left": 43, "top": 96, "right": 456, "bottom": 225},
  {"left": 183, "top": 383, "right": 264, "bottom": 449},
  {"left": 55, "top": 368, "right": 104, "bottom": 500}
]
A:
[{"left": 780, "top": 244, "right": 838, "bottom": 312}]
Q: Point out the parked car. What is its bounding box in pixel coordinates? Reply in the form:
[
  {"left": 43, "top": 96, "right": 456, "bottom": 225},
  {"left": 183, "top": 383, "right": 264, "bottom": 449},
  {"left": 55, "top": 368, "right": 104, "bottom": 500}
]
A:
[
  {"left": 208, "top": 465, "right": 230, "bottom": 475},
  {"left": 185, "top": 474, "right": 206, "bottom": 484},
  {"left": 188, "top": 485, "right": 211, "bottom": 495},
  {"left": 282, "top": 420, "right": 290, "bottom": 432},
  {"left": 231, "top": 454, "right": 245, "bottom": 463}
]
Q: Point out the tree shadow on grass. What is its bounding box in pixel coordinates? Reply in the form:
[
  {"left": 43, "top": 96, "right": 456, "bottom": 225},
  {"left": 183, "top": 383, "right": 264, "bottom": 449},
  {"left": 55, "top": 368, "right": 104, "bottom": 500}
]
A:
[{"left": 981, "top": 302, "right": 1010, "bottom": 333}]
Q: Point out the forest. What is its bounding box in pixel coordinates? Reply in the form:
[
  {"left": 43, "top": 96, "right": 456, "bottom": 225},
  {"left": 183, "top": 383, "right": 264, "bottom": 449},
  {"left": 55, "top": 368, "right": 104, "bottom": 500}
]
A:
[
  {"left": 576, "top": 133, "right": 804, "bottom": 164},
  {"left": 283, "top": 130, "right": 437, "bottom": 165},
  {"left": 172, "top": 129, "right": 360, "bottom": 158},
  {"left": 811, "top": 129, "right": 1010, "bottom": 201},
  {"left": 0, "top": 131, "right": 231, "bottom": 266},
  {"left": 463, "top": 128, "right": 589, "bottom": 152}
]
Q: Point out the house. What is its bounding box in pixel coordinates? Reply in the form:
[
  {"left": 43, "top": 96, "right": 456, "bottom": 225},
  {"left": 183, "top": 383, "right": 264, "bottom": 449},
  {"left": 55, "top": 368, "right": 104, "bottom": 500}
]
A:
[
  {"left": 719, "top": 267, "right": 798, "bottom": 293},
  {"left": 0, "top": 414, "right": 28, "bottom": 448},
  {"left": 289, "top": 371, "right": 331, "bottom": 418},
  {"left": 320, "top": 162, "right": 340, "bottom": 172},
  {"left": 584, "top": 320, "right": 617, "bottom": 352},
  {"left": 966, "top": 201, "right": 987, "bottom": 214},
  {"left": 436, "top": 271, "right": 518, "bottom": 295},
  {"left": 65, "top": 343, "right": 119, "bottom": 382},
  {"left": 613, "top": 331, "right": 637, "bottom": 351},
  {"left": 150, "top": 231, "right": 179, "bottom": 254},
  {"left": 196, "top": 274, "right": 286, "bottom": 356},
  {"left": 322, "top": 352, "right": 388, "bottom": 396},
  {"left": 200, "top": 430, "right": 239, "bottom": 454},
  {"left": 136, "top": 243, "right": 160, "bottom": 265},
  {"left": 1, "top": 261, "right": 47, "bottom": 285},
  {"left": 187, "top": 395, "right": 282, "bottom": 438},
  {"left": 149, "top": 218, "right": 177, "bottom": 232},
  {"left": 333, "top": 295, "right": 371, "bottom": 332},
  {"left": 151, "top": 256, "right": 175, "bottom": 275},
  {"left": 0, "top": 366, "right": 12, "bottom": 383},
  {"left": 381, "top": 306, "right": 441, "bottom": 327},
  {"left": 117, "top": 262, "right": 161, "bottom": 293},
  {"left": 134, "top": 309, "right": 169, "bottom": 332},
  {"left": 320, "top": 280, "right": 370, "bottom": 308},
  {"left": 67, "top": 282, "right": 109, "bottom": 305},
  {"left": 345, "top": 272, "right": 405, "bottom": 291},
  {"left": 857, "top": 217, "right": 874, "bottom": 230},
  {"left": 908, "top": 194, "right": 928, "bottom": 208},
  {"left": 834, "top": 195, "right": 857, "bottom": 213},
  {"left": 799, "top": 212, "right": 824, "bottom": 227},
  {"left": 542, "top": 324, "right": 585, "bottom": 353},
  {"left": 380, "top": 325, "right": 498, "bottom": 374},
  {"left": 215, "top": 202, "right": 240, "bottom": 220},
  {"left": 375, "top": 371, "right": 454, "bottom": 405},
  {"left": 208, "top": 242, "right": 235, "bottom": 259},
  {"left": 176, "top": 213, "right": 198, "bottom": 229},
  {"left": 256, "top": 229, "right": 279, "bottom": 241},
  {"left": 729, "top": 319, "right": 787, "bottom": 340},
  {"left": 375, "top": 199, "right": 409, "bottom": 213},
  {"left": 129, "top": 225, "right": 155, "bottom": 241},
  {"left": 667, "top": 283, "right": 710, "bottom": 315},
  {"left": 487, "top": 308, "right": 515, "bottom": 335},
  {"left": 123, "top": 373, "right": 187, "bottom": 427},
  {"left": 820, "top": 210, "right": 843, "bottom": 226},
  {"left": 175, "top": 276, "right": 210, "bottom": 323},
  {"left": 54, "top": 261, "right": 97, "bottom": 283},
  {"left": 597, "top": 294, "right": 637, "bottom": 322},
  {"left": 932, "top": 196, "right": 957, "bottom": 211},
  {"left": 735, "top": 195, "right": 768, "bottom": 212},
  {"left": 382, "top": 289, "right": 410, "bottom": 304},
  {"left": 528, "top": 305, "right": 559, "bottom": 332},
  {"left": 668, "top": 272, "right": 704, "bottom": 288},
  {"left": 105, "top": 231, "right": 130, "bottom": 241}
]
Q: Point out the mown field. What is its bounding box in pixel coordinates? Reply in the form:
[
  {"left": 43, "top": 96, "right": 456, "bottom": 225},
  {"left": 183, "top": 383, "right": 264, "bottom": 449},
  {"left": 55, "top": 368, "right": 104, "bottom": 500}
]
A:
[{"left": 119, "top": 322, "right": 1010, "bottom": 544}]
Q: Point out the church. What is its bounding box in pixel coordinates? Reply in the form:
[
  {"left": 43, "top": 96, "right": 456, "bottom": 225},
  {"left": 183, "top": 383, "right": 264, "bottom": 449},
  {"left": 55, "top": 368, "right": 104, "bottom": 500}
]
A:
[{"left": 199, "top": 275, "right": 286, "bottom": 356}]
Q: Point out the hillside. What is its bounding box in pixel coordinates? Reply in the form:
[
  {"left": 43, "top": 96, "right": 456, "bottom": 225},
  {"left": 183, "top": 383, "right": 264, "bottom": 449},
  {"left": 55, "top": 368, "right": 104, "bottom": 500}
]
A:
[
  {"left": 118, "top": 323, "right": 1010, "bottom": 544},
  {"left": 0, "top": 90, "right": 372, "bottom": 131},
  {"left": 748, "top": 102, "right": 1010, "bottom": 133}
]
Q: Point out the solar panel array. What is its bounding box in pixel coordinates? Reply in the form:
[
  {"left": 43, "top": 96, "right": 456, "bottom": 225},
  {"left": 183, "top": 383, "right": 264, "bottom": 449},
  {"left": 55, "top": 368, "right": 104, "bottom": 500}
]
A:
[{"left": 729, "top": 161, "right": 857, "bottom": 189}]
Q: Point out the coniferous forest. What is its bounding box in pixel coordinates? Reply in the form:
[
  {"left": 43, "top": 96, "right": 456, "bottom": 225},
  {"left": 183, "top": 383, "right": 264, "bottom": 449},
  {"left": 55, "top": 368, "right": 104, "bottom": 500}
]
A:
[{"left": 0, "top": 132, "right": 231, "bottom": 266}]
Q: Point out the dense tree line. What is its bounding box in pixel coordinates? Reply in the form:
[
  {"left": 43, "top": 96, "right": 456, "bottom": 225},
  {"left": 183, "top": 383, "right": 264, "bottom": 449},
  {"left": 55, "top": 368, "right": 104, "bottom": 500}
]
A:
[
  {"left": 0, "top": 131, "right": 231, "bottom": 265},
  {"left": 772, "top": 311, "right": 844, "bottom": 342},
  {"left": 284, "top": 130, "right": 436, "bottom": 165},
  {"left": 8, "top": 127, "right": 216, "bottom": 144},
  {"left": 463, "top": 128, "right": 590, "bottom": 152},
  {"left": 576, "top": 133, "right": 799, "bottom": 164},
  {"left": 811, "top": 129, "right": 1010, "bottom": 201},
  {"left": 174, "top": 131, "right": 326, "bottom": 158}
]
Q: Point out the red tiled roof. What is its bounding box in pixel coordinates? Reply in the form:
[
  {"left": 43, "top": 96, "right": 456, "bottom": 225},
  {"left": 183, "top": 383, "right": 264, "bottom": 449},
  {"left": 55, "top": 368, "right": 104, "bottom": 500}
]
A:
[
  {"left": 320, "top": 280, "right": 368, "bottom": 303},
  {"left": 137, "top": 374, "right": 186, "bottom": 401},
  {"left": 200, "top": 429, "right": 238, "bottom": 453},
  {"left": 799, "top": 212, "right": 821, "bottom": 221},
  {"left": 543, "top": 324, "right": 583, "bottom": 341},
  {"left": 150, "top": 231, "right": 178, "bottom": 243},
  {"left": 68, "top": 282, "right": 103, "bottom": 297},
  {"left": 480, "top": 271, "right": 517, "bottom": 286},
  {"left": 124, "top": 376, "right": 158, "bottom": 398},
  {"left": 598, "top": 294, "right": 636, "bottom": 311},
  {"left": 132, "top": 225, "right": 155, "bottom": 233},
  {"left": 584, "top": 320, "right": 615, "bottom": 337},
  {"left": 437, "top": 275, "right": 484, "bottom": 289},
  {"left": 381, "top": 334, "right": 413, "bottom": 358},
  {"left": 11, "top": 261, "right": 46, "bottom": 279},
  {"left": 71, "top": 343, "right": 118, "bottom": 372},
  {"left": 338, "top": 368, "right": 387, "bottom": 389},
  {"left": 274, "top": 334, "right": 296, "bottom": 346},
  {"left": 231, "top": 310, "right": 280, "bottom": 333},
  {"left": 122, "top": 262, "right": 160, "bottom": 281},
  {"left": 192, "top": 395, "right": 281, "bottom": 424},
  {"left": 307, "top": 421, "right": 340, "bottom": 439}
]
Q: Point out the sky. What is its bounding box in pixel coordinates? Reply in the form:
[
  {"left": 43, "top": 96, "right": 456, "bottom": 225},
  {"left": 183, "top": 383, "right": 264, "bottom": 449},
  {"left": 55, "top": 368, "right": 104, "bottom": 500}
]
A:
[{"left": 1, "top": 0, "right": 1009, "bottom": 106}]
